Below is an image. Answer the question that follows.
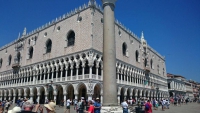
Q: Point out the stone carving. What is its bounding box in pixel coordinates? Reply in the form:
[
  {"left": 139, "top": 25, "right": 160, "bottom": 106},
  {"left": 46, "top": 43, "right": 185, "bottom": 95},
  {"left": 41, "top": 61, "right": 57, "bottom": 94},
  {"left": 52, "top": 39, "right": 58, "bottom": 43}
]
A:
[{"left": 87, "top": 79, "right": 94, "bottom": 95}]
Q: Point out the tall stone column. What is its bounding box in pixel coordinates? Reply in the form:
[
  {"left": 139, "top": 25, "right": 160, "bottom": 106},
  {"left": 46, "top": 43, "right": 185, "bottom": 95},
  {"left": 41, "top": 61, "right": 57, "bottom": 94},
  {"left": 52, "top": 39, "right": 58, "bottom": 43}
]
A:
[
  {"left": 64, "top": 94, "right": 67, "bottom": 106},
  {"left": 102, "top": 0, "right": 117, "bottom": 106}
]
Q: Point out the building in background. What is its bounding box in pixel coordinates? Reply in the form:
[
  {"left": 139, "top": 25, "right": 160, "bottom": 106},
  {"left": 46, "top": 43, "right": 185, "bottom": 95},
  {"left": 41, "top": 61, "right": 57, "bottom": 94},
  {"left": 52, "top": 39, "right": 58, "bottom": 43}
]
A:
[
  {"left": 167, "top": 73, "right": 186, "bottom": 97},
  {"left": 0, "top": 0, "right": 168, "bottom": 104},
  {"left": 188, "top": 80, "right": 199, "bottom": 101}
]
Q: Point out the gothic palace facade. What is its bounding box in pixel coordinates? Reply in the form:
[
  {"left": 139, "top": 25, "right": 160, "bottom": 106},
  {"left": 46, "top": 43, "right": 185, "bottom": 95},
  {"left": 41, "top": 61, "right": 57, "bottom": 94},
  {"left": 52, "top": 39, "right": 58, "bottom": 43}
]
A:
[{"left": 0, "top": 1, "right": 168, "bottom": 104}]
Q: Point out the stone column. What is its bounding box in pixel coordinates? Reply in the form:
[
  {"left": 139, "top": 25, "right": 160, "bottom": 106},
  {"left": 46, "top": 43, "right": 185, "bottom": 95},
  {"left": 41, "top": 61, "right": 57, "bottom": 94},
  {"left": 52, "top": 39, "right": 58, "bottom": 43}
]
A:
[
  {"left": 74, "top": 94, "right": 78, "bottom": 100},
  {"left": 54, "top": 95, "right": 57, "bottom": 103},
  {"left": 82, "top": 66, "right": 85, "bottom": 79},
  {"left": 13, "top": 95, "right": 16, "bottom": 103},
  {"left": 89, "top": 66, "right": 92, "bottom": 79},
  {"left": 101, "top": 95, "right": 103, "bottom": 104},
  {"left": 60, "top": 69, "right": 63, "bottom": 81},
  {"left": 117, "top": 95, "right": 120, "bottom": 105},
  {"left": 55, "top": 71, "right": 58, "bottom": 82},
  {"left": 102, "top": 0, "right": 117, "bottom": 106},
  {"left": 65, "top": 68, "right": 68, "bottom": 81},
  {"left": 64, "top": 94, "right": 67, "bottom": 106},
  {"left": 37, "top": 95, "right": 40, "bottom": 104}
]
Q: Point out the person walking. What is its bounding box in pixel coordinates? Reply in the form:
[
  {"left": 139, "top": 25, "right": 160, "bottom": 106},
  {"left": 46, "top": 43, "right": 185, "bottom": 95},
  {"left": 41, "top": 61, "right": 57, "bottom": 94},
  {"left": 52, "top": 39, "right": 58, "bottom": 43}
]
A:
[
  {"left": 121, "top": 99, "right": 128, "bottom": 113},
  {"left": 65, "top": 99, "right": 72, "bottom": 113}
]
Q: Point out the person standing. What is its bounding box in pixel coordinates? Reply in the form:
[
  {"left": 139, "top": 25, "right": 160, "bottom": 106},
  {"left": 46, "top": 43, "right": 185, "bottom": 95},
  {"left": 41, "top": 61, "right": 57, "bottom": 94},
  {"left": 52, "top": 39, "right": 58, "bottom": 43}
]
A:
[
  {"left": 121, "top": 99, "right": 128, "bottom": 113},
  {"left": 94, "top": 98, "right": 101, "bottom": 113},
  {"left": 79, "top": 98, "right": 85, "bottom": 113},
  {"left": 85, "top": 100, "right": 94, "bottom": 113},
  {"left": 74, "top": 99, "right": 77, "bottom": 110},
  {"left": 65, "top": 99, "right": 72, "bottom": 113},
  {"left": 144, "top": 100, "right": 152, "bottom": 113}
]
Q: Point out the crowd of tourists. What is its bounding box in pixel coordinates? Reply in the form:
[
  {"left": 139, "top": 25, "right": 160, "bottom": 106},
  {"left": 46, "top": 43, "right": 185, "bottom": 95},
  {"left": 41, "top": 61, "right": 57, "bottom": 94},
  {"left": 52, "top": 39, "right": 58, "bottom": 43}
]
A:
[
  {"left": 0, "top": 98, "right": 56, "bottom": 113},
  {"left": 0, "top": 96, "right": 198, "bottom": 113},
  {"left": 63, "top": 97, "right": 101, "bottom": 113},
  {"left": 121, "top": 96, "right": 199, "bottom": 113},
  {"left": 0, "top": 97, "right": 101, "bottom": 113}
]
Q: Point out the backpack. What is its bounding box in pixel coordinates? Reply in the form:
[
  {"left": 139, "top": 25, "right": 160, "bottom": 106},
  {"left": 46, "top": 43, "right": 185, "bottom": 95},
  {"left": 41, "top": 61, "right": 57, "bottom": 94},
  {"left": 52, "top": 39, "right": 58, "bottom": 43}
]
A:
[
  {"left": 145, "top": 103, "right": 150, "bottom": 111},
  {"left": 80, "top": 102, "right": 85, "bottom": 110}
]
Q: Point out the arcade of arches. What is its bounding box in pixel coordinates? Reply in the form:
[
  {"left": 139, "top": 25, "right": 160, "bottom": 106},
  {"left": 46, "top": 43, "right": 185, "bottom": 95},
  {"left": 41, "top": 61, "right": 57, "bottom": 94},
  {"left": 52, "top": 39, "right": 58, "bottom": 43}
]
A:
[
  {"left": 0, "top": 51, "right": 169, "bottom": 105},
  {"left": 0, "top": 82, "right": 168, "bottom": 105}
]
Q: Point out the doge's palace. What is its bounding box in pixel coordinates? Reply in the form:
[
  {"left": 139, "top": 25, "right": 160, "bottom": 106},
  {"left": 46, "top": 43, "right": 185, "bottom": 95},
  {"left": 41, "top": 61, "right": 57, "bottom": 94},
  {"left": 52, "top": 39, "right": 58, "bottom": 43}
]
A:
[{"left": 0, "top": 0, "right": 168, "bottom": 105}]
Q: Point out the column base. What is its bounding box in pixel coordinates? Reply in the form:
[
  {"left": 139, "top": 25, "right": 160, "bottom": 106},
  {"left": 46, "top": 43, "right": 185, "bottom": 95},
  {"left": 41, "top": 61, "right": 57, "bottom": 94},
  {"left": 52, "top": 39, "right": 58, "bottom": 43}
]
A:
[{"left": 101, "top": 106, "right": 132, "bottom": 113}]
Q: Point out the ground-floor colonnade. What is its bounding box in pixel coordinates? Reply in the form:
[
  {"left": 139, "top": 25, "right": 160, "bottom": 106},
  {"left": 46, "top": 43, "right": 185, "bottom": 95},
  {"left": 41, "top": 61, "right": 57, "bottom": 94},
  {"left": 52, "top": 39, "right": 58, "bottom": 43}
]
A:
[{"left": 0, "top": 81, "right": 169, "bottom": 105}]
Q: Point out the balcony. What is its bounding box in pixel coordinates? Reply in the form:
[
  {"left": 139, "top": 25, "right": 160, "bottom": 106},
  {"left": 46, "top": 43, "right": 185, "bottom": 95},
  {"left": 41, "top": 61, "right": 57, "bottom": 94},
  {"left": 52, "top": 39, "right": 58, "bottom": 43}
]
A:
[
  {"left": 144, "top": 67, "right": 150, "bottom": 73},
  {"left": 12, "top": 63, "right": 20, "bottom": 69}
]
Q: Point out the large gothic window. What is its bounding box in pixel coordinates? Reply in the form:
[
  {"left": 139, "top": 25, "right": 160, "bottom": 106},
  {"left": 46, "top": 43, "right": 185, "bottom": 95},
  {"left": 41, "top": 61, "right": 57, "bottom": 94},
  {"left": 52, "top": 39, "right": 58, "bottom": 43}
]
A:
[
  {"left": 29, "top": 46, "right": 34, "bottom": 59},
  {"left": 122, "top": 42, "right": 128, "bottom": 56},
  {"left": 46, "top": 39, "right": 52, "bottom": 53},
  {"left": 67, "top": 31, "right": 75, "bottom": 46},
  {"left": 8, "top": 55, "right": 12, "bottom": 65},
  {"left": 163, "top": 68, "right": 165, "bottom": 76},
  {"left": 135, "top": 50, "right": 140, "bottom": 62},
  {"left": 157, "top": 65, "right": 160, "bottom": 74},
  {"left": 17, "top": 52, "right": 21, "bottom": 63},
  {"left": 150, "top": 59, "right": 153, "bottom": 69},
  {"left": 0, "top": 58, "right": 2, "bottom": 68},
  {"left": 144, "top": 58, "right": 147, "bottom": 67}
]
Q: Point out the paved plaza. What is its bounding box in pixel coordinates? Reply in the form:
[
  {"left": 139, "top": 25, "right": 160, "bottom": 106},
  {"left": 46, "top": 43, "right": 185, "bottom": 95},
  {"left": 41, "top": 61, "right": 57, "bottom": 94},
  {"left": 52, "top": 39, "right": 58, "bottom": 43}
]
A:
[{"left": 8, "top": 102, "right": 200, "bottom": 113}]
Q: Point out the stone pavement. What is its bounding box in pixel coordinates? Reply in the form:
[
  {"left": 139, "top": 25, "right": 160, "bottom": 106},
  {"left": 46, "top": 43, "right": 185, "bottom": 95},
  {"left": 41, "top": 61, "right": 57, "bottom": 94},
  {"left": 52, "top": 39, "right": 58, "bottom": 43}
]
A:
[
  {"left": 8, "top": 102, "right": 200, "bottom": 113},
  {"left": 153, "top": 102, "right": 200, "bottom": 113}
]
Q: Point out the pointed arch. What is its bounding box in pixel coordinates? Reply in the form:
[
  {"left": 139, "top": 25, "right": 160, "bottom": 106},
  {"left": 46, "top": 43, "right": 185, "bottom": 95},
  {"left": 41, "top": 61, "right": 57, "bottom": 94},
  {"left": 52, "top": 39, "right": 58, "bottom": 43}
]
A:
[
  {"left": 135, "top": 50, "right": 140, "bottom": 62},
  {"left": 29, "top": 46, "right": 34, "bottom": 59},
  {"left": 8, "top": 55, "right": 12, "bottom": 65},
  {"left": 67, "top": 30, "right": 75, "bottom": 46},
  {"left": 122, "top": 42, "right": 128, "bottom": 56},
  {"left": 17, "top": 52, "right": 21, "bottom": 63},
  {"left": 0, "top": 58, "right": 2, "bottom": 68},
  {"left": 150, "top": 59, "right": 153, "bottom": 69},
  {"left": 46, "top": 39, "right": 52, "bottom": 53}
]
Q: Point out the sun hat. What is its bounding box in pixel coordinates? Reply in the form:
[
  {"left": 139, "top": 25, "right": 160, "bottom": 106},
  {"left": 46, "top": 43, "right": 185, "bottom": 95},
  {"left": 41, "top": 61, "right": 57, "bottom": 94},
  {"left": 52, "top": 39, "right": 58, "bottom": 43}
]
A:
[
  {"left": 44, "top": 102, "right": 56, "bottom": 111},
  {"left": 8, "top": 106, "right": 21, "bottom": 113}
]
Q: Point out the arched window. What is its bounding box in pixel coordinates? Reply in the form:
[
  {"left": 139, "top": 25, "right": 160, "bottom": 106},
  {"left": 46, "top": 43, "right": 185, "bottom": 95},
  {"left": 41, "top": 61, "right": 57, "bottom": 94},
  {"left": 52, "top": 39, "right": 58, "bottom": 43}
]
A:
[
  {"left": 135, "top": 50, "right": 140, "bottom": 62},
  {"left": 67, "top": 31, "right": 75, "bottom": 46},
  {"left": 0, "top": 58, "right": 2, "bottom": 68},
  {"left": 17, "top": 52, "right": 21, "bottom": 63},
  {"left": 122, "top": 42, "right": 128, "bottom": 56},
  {"left": 8, "top": 55, "right": 12, "bottom": 65},
  {"left": 150, "top": 59, "right": 153, "bottom": 69},
  {"left": 157, "top": 65, "right": 160, "bottom": 74},
  {"left": 29, "top": 46, "right": 33, "bottom": 59},
  {"left": 46, "top": 39, "right": 52, "bottom": 53},
  {"left": 144, "top": 58, "right": 147, "bottom": 67},
  {"left": 163, "top": 68, "right": 165, "bottom": 76},
  {"left": 28, "top": 39, "right": 31, "bottom": 45}
]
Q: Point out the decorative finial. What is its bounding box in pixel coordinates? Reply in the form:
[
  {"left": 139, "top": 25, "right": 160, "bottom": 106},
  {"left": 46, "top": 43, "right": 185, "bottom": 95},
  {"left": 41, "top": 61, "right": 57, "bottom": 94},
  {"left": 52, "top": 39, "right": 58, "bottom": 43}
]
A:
[
  {"left": 141, "top": 31, "right": 144, "bottom": 39},
  {"left": 89, "top": 0, "right": 96, "bottom": 6},
  {"left": 18, "top": 32, "right": 21, "bottom": 39},
  {"left": 22, "top": 27, "right": 26, "bottom": 36}
]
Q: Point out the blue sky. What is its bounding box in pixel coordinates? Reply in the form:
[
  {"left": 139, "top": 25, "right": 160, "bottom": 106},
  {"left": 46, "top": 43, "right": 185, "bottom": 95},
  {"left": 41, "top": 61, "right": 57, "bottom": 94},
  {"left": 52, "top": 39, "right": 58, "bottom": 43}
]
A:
[{"left": 0, "top": 0, "right": 200, "bottom": 82}]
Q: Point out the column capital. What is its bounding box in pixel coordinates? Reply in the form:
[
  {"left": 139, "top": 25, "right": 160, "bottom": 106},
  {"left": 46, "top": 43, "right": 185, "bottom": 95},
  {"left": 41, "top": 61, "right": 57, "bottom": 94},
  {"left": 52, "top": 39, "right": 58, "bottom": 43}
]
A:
[{"left": 102, "top": 0, "right": 117, "bottom": 7}]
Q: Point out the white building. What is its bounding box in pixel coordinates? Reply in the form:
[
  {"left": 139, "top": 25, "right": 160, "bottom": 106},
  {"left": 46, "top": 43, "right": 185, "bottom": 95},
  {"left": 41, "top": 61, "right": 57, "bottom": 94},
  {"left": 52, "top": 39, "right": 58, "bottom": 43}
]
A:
[{"left": 0, "top": 0, "right": 168, "bottom": 104}]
